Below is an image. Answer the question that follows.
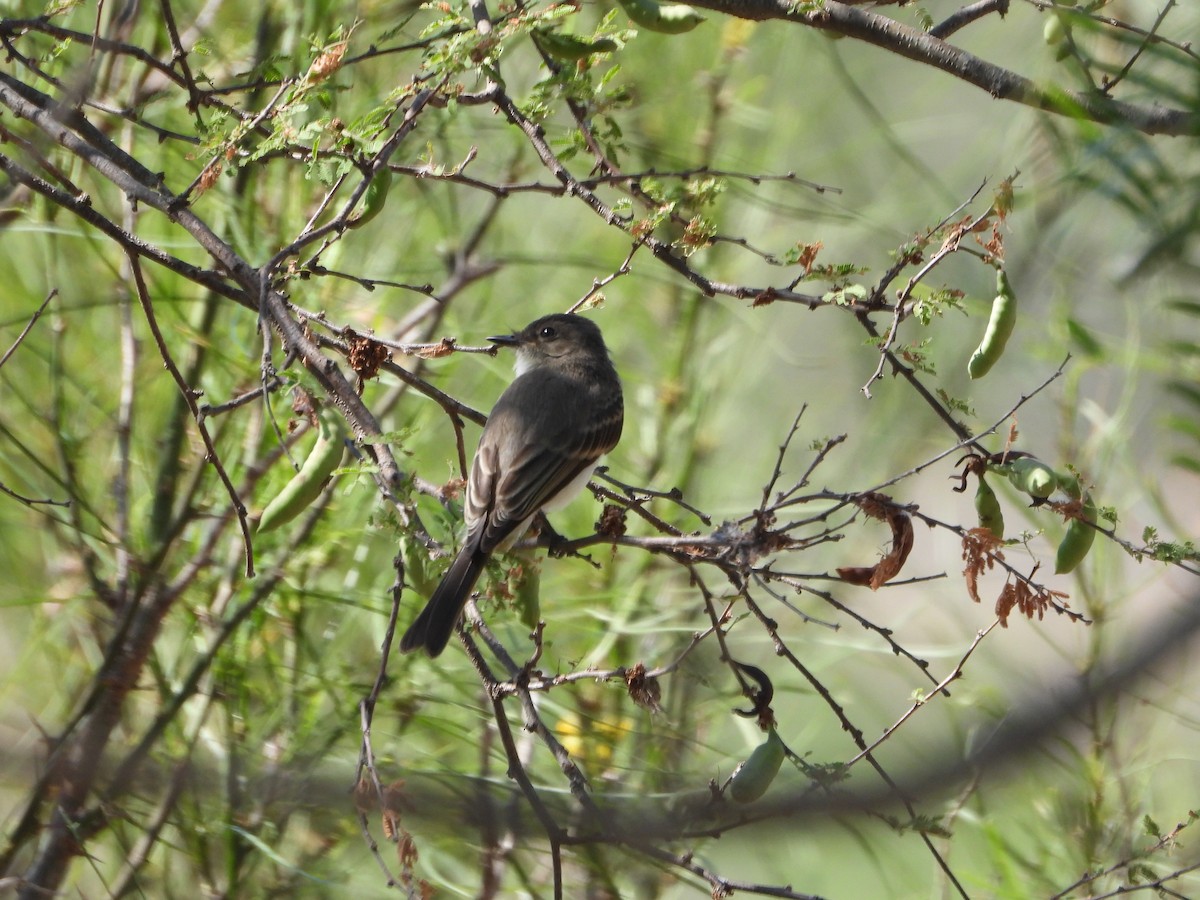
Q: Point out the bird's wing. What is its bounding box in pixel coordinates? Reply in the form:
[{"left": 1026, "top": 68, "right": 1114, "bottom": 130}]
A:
[{"left": 467, "top": 368, "right": 622, "bottom": 553}]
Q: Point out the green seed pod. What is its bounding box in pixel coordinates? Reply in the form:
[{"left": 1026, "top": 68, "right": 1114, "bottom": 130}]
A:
[
  {"left": 349, "top": 170, "right": 392, "bottom": 228},
  {"left": 729, "top": 727, "right": 786, "bottom": 804},
  {"left": 533, "top": 30, "right": 619, "bottom": 60},
  {"left": 1043, "top": 13, "right": 1067, "bottom": 46},
  {"left": 1005, "top": 456, "right": 1058, "bottom": 499},
  {"left": 967, "top": 268, "right": 1017, "bottom": 379},
  {"left": 256, "top": 407, "right": 346, "bottom": 534},
  {"left": 616, "top": 0, "right": 705, "bottom": 34},
  {"left": 974, "top": 476, "right": 1004, "bottom": 539},
  {"left": 1043, "top": 3, "right": 1076, "bottom": 58},
  {"left": 1056, "top": 471, "right": 1083, "bottom": 500},
  {"left": 1054, "top": 493, "right": 1097, "bottom": 574}
]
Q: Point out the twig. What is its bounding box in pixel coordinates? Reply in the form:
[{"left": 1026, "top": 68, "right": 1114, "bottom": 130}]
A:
[
  {"left": 844, "top": 619, "right": 1001, "bottom": 771},
  {"left": 158, "top": 0, "right": 204, "bottom": 115},
  {"left": 862, "top": 180, "right": 997, "bottom": 397},
  {"left": 1100, "top": 0, "right": 1177, "bottom": 95},
  {"left": 863, "top": 355, "right": 1071, "bottom": 496},
  {"left": 1022, "top": 0, "right": 1197, "bottom": 61},
  {"left": 125, "top": 250, "right": 256, "bottom": 577},
  {"left": 354, "top": 554, "right": 407, "bottom": 889},
  {"left": 567, "top": 243, "right": 641, "bottom": 314},
  {"left": 1050, "top": 814, "right": 1199, "bottom": 899},
  {"left": 0, "top": 289, "right": 55, "bottom": 370},
  {"left": 624, "top": 841, "right": 829, "bottom": 899},
  {"left": 929, "top": 0, "right": 1010, "bottom": 40},
  {"left": 758, "top": 406, "right": 808, "bottom": 512},
  {"left": 596, "top": 468, "right": 712, "bottom": 526},
  {"left": 689, "top": 0, "right": 1198, "bottom": 134},
  {"left": 738, "top": 582, "right": 974, "bottom": 898}
]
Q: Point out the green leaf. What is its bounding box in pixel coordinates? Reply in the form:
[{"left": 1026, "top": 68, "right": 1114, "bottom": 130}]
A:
[
  {"left": 228, "top": 826, "right": 341, "bottom": 885},
  {"left": 1066, "top": 317, "right": 1104, "bottom": 357}
]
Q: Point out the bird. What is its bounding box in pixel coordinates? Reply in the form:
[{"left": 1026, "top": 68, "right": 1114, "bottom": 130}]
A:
[{"left": 399, "top": 313, "right": 624, "bottom": 657}]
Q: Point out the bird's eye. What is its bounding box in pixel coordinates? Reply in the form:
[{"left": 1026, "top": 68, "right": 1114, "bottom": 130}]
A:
[{"left": 539, "top": 325, "right": 557, "bottom": 339}]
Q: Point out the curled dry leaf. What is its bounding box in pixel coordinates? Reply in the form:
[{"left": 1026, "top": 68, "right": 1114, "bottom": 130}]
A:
[
  {"left": 345, "top": 329, "right": 391, "bottom": 382},
  {"left": 397, "top": 830, "right": 419, "bottom": 868},
  {"left": 868, "top": 511, "right": 913, "bottom": 589},
  {"left": 438, "top": 476, "right": 466, "bottom": 504},
  {"left": 752, "top": 287, "right": 779, "bottom": 307},
  {"left": 625, "top": 662, "right": 664, "bottom": 713},
  {"left": 290, "top": 385, "right": 318, "bottom": 423},
  {"left": 196, "top": 161, "right": 222, "bottom": 197},
  {"left": 412, "top": 337, "right": 457, "bottom": 359},
  {"left": 836, "top": 565, "right": 877, "bottom": 587},
  {"left": 308, "top": 40, "right": 348, "bottom": 81},
  {"left": 352, "top": 775, "right": 375, "bottom": 813},
  {"left": 596, "top": 503, "right": 628, "bottom": 539},
  {"left": 731, "top": 660, "right": 776, "bottom": 729},
  {"left": 794, "top": 240, "right": 823, "bottom": 275},
  {"left": 836, "top": 492, "right": 914, "bottom": 590},
  {"left": 381, "top": 809, "right": 398, "bottom": 842},
  {"left": 381, "top": 780, "right": 407, "bottom": 843}
]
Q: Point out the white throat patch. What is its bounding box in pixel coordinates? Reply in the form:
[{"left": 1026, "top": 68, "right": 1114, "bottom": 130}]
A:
[{"left": 513, "top": 349, "right": 537, "bottom": 377}]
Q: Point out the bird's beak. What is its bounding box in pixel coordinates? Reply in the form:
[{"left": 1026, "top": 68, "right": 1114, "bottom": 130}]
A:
[{"left": 487, "top": 332, "right": 520, "bottom": 347}]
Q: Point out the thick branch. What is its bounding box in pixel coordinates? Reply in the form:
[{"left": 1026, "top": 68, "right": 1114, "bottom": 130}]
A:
[{"left": 679, "top": 0, "right": 1199, "bottom": 136}]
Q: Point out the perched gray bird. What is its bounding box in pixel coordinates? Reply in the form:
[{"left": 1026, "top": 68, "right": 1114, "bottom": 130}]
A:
[{"left": 400, "top": 314, "right": 624, "bottom": 657}]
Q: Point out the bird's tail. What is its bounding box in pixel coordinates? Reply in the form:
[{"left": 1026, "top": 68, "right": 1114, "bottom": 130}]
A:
[{"left": 399, "top": 545, "right": 488, "bottom": 657}]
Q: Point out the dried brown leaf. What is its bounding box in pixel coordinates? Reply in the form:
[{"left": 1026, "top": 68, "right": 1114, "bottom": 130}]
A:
[
  {"left": 752, "top": 287, "right": 778, "bottom": 307},
  {"left": 838, "top": 493, "right": 914, "bottom": 589},
  {"left": 352, "top": 775, "right": 374, "bottom": 813},
  {"left": 308, "top": 40, "right": 348, "bottom": 81},
  {"left": 795, "top": 240, "right": 823, "bottom": 275},
  {"left": 345, "top": 329, "right": 390, "bottom": 381},
  {"left": 381, "top": 809, "right": 399, "bottom": 842},
  {"left": 980, "top": 221, "right": 1004, "bottom": 261},
  {"left": 625, "top": 662, "right": 663, "bottom": 713},
  {"left": 397, "top": 829, "right": 419, "bottom": 867},
  {"left": 871, "top": 509, "right": 913, "bottom": 589},
  {"left": 961, "top": 527, "right": 1004, "bottom": 604},
  {"left": 596, "top": 503, "right": 628, "bottom": 539},
  {"left": 412, "top": 337, "right": 457, "bottom": 359},
  {"left": 836, "top": 565, "right": 876, "bottom": 586},
  {"left": 439, "top": 477, "right": 466, "bottom": 504},
  {"left": 196, "top": 161, "right": 222, "bottom": 197}
]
